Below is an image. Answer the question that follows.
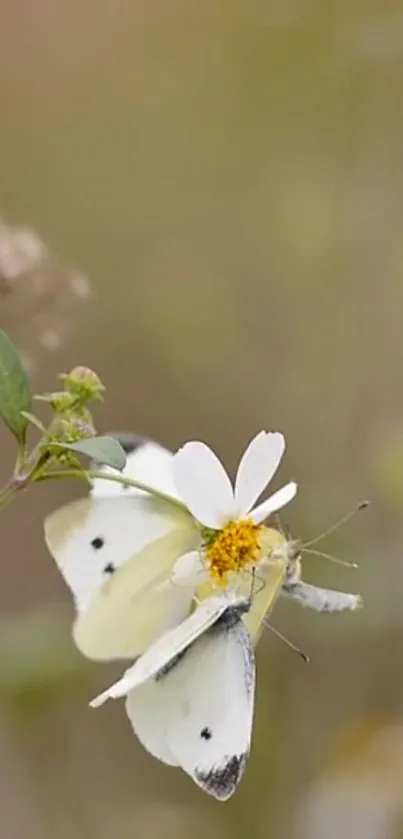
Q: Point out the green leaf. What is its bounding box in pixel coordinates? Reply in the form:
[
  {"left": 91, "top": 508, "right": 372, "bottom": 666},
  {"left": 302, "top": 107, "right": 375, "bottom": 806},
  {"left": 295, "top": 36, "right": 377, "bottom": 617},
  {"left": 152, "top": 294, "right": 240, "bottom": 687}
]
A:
[
  {"left": 20, "top": 411, "right": 47, "bottom": 434},
  {"left": 0, "top": 329, "right": 31, "bottom": 441},
  {"left": 57, "top": 436, "right": 127, "bottom": 471}
]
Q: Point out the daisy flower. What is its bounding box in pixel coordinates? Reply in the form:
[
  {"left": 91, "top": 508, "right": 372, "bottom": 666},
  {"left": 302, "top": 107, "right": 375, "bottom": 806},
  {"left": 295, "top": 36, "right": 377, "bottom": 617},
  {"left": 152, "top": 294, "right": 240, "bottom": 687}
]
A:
[{"left": 171, "top": 431, "right": 297, "bottom": 587}]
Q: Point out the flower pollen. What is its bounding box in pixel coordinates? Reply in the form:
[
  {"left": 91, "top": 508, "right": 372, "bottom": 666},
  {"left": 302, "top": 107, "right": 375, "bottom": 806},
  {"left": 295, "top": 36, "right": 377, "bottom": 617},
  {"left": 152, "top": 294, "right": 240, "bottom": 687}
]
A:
[{"left": 205, "top": 519, "right": 264, "bottom": 584}]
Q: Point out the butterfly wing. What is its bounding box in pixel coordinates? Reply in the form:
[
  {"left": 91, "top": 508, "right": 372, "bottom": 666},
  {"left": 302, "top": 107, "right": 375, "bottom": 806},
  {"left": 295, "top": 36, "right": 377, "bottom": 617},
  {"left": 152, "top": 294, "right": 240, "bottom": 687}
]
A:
[
  {"left": 44, "top": 494, "right": 191, "bottom": 610},
  {"left": 73, "top": 527, "right": 199, "bottom": 661},
  {"left": 45, "top": 495, "right": 179, "bottom": 612},
  {"left": 90, "top": 596, "right": 235, "bottom": 771},
  {"left": 125, "top": 676, "right": 180, "bottom": 767},
  {"left": 90, "top": 594, "right": 230, "bottom": 703},
  {"left": 243, "top": 556, "right": 288, "bottom": 643},
  {"left": 90, "top": 437, "right": 178, "bottom": 500},
  {"left": 45, "top": 495, "right": 199, "bottom": 659},
  {"left": 126, "top": 610, "right": 255, "bottom": 800}
]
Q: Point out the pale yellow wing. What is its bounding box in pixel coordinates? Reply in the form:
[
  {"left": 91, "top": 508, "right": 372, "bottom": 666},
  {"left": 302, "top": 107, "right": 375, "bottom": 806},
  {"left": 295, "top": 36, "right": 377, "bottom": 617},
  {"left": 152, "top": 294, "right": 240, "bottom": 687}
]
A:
[
  {"left": 45, "top": 494, "right": 199, "bottom": 660},
  {"left": 73, "top": 526, "right": 199, "bottom": 660},
  {"left": 244, "top": 527, "right": 288, "bottom": 643},
  {"left": 243, "top": 555, "right": 287, "bottom": 644}
]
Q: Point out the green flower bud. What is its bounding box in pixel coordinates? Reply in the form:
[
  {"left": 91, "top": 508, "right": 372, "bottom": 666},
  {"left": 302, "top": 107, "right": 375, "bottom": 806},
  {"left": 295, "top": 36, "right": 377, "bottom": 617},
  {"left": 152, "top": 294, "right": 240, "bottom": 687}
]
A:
[
  {"left": 35, "top": 391, "right": 77, "bottom": 412},
  {"left": 61, "top": 366, "right": 105, "bottom": 402}
]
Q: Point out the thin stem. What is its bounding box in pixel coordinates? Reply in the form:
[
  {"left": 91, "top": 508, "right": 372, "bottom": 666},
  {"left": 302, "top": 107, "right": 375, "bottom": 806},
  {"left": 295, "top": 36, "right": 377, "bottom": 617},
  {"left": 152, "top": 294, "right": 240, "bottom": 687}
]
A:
[{"left": 36, "top": 468, "right": 188, "bottom": 511}]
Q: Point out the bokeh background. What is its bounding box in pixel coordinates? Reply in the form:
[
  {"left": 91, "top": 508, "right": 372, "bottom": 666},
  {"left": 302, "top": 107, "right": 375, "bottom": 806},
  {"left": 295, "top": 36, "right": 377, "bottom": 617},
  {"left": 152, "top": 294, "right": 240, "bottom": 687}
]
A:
[{"left": 1, "top": 0, "right": 403, "bottom": 836}]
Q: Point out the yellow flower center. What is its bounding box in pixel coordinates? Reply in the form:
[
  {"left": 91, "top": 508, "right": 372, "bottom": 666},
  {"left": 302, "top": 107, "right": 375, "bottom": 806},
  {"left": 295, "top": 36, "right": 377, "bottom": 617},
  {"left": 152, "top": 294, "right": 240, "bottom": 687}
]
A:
[{"left": 205, "top": 519, "right": 264, "bottom": 585}]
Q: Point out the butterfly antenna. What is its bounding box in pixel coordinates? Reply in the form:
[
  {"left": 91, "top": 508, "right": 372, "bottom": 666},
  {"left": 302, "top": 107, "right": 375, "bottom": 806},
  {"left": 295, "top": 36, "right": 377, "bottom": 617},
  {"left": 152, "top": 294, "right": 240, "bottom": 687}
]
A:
[
  {"left": 274, "top": 514, "right": 292, "bottom": 540},
  {"left": 243, "top": 566, "right": 267, "bottom": 597},
  {"left": 256, "top": 574, "right": 268, "bottom": 596},
  {"left": 303, "top": 500, "right": 369, "bottom": 549},
  {"left": 304, "top": 547, "right": 358, "bottom": 569},
  {"left": 248, "top": 566, "right": 258, "bottom": 605},
  {"left": 262, "top": 619, "right": 310, "bottom": 663},
  {"left": 274, "top": 514, "right": 284, "bottom": 537}
]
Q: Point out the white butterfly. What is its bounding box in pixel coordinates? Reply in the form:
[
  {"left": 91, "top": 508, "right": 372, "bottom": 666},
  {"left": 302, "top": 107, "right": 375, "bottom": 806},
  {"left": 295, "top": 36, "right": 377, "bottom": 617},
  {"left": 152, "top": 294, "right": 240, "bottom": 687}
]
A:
[
  {"left": 44, "top": 432, "right": 362, "bottom": 800},
  {"left": 44, "top": 435, "right": 200, "bottom": 660},
  {"left": 90, "top": 590, "right": 256, "bottom": 801}
]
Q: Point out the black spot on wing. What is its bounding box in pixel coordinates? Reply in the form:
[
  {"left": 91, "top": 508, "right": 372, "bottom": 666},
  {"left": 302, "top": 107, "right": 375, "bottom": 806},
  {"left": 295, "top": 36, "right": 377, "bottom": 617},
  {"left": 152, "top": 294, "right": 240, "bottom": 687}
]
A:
[
  {"left": 200, "top": 727, "right": 212, "bottom": 740},
  {"left": 91, "top": 537, "right": 104, "bottom": 550},
  {"left": 103, "top": 563, "right": 115, "bottom": 575},
  {"left": 195, "top": 753, "right": 248, "bottom": 800}
]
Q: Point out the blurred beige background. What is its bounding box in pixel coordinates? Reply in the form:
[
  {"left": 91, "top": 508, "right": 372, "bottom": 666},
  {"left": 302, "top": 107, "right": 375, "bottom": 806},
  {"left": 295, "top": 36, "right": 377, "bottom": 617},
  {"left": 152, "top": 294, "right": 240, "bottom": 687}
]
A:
[{"left": 1, "top": 0, "right": 403, "bottom": 836}]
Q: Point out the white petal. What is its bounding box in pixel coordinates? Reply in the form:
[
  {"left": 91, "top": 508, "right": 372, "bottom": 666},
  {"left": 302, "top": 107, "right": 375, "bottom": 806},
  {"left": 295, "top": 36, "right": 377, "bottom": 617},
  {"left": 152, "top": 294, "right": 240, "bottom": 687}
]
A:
[
  {"left": 249, "top": 481, "right": 297, "bottom": 524},
  {"left": 173, "top": 442, "right": 235, "bottom": 528},
  {"left": 234, "top": 431, "right": 286, "bottom": 515}
]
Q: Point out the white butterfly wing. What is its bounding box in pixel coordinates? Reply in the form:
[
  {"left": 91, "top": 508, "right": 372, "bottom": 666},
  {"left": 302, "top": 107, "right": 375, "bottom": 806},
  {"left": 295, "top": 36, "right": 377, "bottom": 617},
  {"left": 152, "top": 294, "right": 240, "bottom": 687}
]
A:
[
  {"left": 124, "top": 677, "right": 180, "bottom": 767},
  {"left": 44, "top": 494, "right": 188, "bottom": 612},
  {"left": 45, "top": 495, "right": 199, "bottom": 659},
  {"left": 90, "top": 439, "right": 179, "bottom": 500},
  {"left": 126, "top": 613, "right": 255, "bottom": 800},
  {"left": 90, "top": 595, "right": 230, "bottom": 703}
]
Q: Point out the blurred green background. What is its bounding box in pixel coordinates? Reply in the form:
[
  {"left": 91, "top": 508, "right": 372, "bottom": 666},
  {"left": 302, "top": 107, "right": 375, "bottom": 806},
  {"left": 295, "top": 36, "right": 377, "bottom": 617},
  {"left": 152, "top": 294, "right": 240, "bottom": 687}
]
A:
[{"left": 1, "top": 0, "right": 403, "bottom": 836}]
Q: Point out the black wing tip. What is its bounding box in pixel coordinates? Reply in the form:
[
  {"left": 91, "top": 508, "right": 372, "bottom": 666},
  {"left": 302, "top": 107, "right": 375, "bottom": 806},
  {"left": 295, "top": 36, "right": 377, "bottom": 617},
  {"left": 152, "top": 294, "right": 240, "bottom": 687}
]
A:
[{"left": 195, "top": 753, "right": 248, "bottom": 801}]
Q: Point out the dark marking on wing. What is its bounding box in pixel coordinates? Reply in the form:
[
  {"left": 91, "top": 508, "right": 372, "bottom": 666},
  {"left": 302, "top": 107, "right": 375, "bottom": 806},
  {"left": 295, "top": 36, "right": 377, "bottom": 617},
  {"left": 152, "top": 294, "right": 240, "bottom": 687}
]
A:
[
  {"left": 200, "top": 727, "right": 212, "bottom": 740},
  {"left": 208, "top": 605, "right": 255, "bottom": 698},
  {"left": 211, "top": 600, "right": 250, "bottom": 633},
  {"left": 108, "top": 433, "right": 150, "bottom": 455},
  {"left": 154, "top": 648, "right": 189, "bottom": 681},
  {"left": 90, "top": 432, "right": 150, "bottom": 468},
  {"left": 91, "top": 536, "right": 104, "bottom": 550},
  {"left": 103, "top": 563, "right": 115, "bottom": 575},
  {"left": 195, "top": 753, "right": 248, "bottom": 800},
  {"left": 240, "top": 629, "right": 255, "bottom": 697}
]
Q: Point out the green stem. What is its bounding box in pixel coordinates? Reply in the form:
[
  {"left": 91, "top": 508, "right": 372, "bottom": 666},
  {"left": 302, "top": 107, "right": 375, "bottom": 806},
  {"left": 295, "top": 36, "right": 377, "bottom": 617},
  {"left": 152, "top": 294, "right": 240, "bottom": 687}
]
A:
[{"left": 36, "top": 468, "right": 188, "bottom": 511}]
